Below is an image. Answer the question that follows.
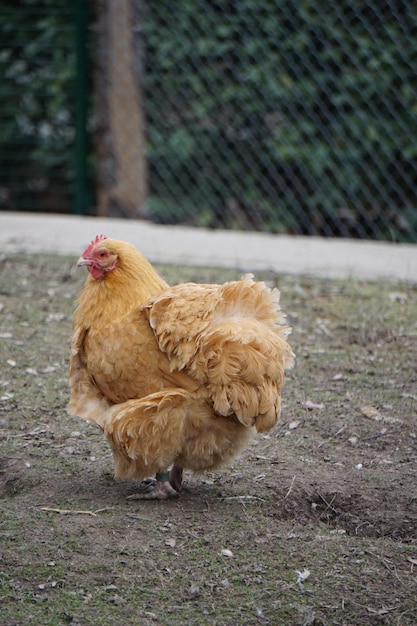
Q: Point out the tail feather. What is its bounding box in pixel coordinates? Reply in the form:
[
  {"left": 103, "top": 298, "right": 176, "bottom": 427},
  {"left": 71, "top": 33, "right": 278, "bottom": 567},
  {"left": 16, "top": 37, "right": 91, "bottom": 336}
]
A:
[{"left": 145, "top": 275, "right": 294, "bottom": 431}]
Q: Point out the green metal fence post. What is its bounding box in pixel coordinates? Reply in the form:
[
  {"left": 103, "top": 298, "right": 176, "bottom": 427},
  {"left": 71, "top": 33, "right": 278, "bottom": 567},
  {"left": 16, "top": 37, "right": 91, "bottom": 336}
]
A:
[{"left": 73, "top": 0, "right": 89, "bottom": 215}]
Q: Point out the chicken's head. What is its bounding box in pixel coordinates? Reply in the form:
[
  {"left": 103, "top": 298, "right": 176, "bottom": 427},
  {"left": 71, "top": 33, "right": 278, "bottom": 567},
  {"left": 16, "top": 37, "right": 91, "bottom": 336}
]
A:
[{"left": 77, "top": 235, "right": 118, "bottom": 280}]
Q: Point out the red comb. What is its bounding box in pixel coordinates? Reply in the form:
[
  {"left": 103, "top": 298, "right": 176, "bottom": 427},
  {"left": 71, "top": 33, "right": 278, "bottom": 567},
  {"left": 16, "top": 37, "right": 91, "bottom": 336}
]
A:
[{"left": 82, "top": 234, "right": 108, "bottom": 257}]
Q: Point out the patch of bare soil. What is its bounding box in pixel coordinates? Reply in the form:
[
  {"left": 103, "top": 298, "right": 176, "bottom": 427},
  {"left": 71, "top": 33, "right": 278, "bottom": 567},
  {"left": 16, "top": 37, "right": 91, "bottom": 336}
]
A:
[{"left": 1, "top": 253, "right": 416, "bottom": 625}]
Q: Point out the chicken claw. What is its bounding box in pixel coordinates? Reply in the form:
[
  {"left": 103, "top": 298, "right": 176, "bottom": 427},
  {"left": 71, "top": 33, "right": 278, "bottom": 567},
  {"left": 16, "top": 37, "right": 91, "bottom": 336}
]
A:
[{"left": 127, "top": 472, "right": 179, "bottom": 500}]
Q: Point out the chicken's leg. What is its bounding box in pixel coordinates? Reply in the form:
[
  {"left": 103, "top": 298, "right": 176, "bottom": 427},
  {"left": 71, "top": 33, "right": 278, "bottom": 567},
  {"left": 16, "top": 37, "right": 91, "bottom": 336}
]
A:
[
  {"left": 169, "top": 464, "right": 183, "bottom": 492},
  {"left": 127, "top": 466, "right": 183, "bottom": 500}
]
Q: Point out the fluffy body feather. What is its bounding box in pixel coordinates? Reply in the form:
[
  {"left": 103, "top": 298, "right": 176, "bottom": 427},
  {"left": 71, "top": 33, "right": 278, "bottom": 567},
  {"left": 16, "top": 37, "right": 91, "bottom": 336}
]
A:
[{"left": 69, "top": 237, "right": 294, "bottom": 496}]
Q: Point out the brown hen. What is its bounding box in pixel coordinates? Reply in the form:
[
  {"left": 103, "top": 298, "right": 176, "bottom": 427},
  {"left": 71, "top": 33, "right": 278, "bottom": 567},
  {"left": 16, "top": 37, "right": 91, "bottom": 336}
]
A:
[{"left": 69, "top": 236, "right": 294, "bottom": 499}]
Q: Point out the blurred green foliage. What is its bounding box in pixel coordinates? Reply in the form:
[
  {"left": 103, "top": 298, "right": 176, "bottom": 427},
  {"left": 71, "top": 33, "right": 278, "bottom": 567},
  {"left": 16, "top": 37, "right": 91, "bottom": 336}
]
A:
[
  {"left": 0, "top": 0, "right": 75, "bottom": 212},
  {"left": 1, "top": 0, "right": 416, "bottom": 240},
  {"left": 143, "top": 0, "right": 417, "bottom": 240}
]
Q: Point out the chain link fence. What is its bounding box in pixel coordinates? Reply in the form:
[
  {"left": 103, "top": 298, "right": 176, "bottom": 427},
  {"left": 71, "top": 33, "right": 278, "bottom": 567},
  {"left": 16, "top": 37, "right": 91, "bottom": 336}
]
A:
[
  {"left": 142, "top": 0, "right": 417, "bottom": 241},
  {"left": 1, "top": 1, "right": 416, "bottom": 242},
  {"left": 0, "top": 0, "right": 89, "bottom": 215}
]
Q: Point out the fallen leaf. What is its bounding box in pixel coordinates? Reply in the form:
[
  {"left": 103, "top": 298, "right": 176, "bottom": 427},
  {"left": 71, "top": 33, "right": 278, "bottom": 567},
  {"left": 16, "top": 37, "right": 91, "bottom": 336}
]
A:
[
  {"left": 295, "top": 568, "right": 310, "bottom": 584},
  {"left": 303, "top": 400, "right": 325, "bottom": 410},
  {"left": 45, "top": 313, "right": 66, "bottom": 323},
  {"left": 389, "top": 291, "right": 408, "bottom": 303},
  {"left": 165, "top": 538, "right": 176, "bottom": 548},
  {"left": 360, "top": 405, "right": 402, "bottom": 425},
  {"left": 360, "top": 405, "right": 382, "bottom": 421},
  {"left": 0, "top": 393, "right": 14, "bottom": 401},
  {"left": 288, "top": 420, "right": 300, "bottom": 430}
]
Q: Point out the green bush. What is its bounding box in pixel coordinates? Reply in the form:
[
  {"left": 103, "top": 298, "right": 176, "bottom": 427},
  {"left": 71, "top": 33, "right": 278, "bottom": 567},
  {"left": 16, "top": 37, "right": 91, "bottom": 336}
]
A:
[
  {"left": 1, "top": 0, "right": 416, "bottom": 240},
  {"left": 0, "top": 0, "right": 75, "bottom": 212},
  {"left": 143, "top": 0, "right": 417, "bottom": 240}
]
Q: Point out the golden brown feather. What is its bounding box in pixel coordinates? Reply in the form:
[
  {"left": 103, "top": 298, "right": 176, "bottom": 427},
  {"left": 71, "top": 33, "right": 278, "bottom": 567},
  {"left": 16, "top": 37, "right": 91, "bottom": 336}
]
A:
[{"left": 68, "top": 236, "right": 294, "bottom": 499}]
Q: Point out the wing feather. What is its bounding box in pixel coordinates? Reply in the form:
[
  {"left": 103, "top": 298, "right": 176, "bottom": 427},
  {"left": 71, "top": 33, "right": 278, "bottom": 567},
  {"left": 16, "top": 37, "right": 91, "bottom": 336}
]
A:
[{"left": 144, "top": 275, "right": 294, "bottom": 430}]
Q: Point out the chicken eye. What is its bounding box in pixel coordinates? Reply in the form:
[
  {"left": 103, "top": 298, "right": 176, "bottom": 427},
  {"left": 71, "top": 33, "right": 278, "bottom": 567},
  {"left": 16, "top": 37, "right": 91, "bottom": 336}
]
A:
[{"left": 98, "top": 251, "right": 107, "bottom": 258}]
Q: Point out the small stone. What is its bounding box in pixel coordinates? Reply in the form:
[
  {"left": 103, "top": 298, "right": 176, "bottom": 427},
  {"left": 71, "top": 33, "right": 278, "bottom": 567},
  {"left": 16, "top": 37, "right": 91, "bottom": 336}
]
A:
[{"left": 221, "top": 548, "right": 233, "bottom": 557}]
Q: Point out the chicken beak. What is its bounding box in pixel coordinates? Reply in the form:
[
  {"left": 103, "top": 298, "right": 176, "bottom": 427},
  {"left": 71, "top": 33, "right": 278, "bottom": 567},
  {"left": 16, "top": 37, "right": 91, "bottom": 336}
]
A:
[{"left": 77, "top": 256, "right": 92, "bottom": 267}]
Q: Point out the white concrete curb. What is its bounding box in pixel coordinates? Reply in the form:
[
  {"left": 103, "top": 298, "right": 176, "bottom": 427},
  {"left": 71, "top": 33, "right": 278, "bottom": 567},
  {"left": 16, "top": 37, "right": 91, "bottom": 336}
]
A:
[{"left": 1, "top": 212, "right": 416, "bottom": 283}]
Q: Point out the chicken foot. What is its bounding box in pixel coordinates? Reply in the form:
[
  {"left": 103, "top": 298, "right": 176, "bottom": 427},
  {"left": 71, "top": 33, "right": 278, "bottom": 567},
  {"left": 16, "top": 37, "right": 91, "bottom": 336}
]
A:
[{"left": 127, "top": 465, "right": 183, "bottom": 500}]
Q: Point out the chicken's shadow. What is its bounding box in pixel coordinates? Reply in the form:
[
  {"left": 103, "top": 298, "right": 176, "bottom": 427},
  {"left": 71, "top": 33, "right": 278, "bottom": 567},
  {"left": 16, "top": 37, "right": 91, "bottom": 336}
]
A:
[{"left": 41, "top": 468, "right": 220, "bottom": 509}]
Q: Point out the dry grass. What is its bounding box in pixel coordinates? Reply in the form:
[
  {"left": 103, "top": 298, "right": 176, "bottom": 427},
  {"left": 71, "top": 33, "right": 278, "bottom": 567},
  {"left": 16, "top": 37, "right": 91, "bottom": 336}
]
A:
[{"left": 1, "top": 253, "right": 416, "bottom": 625}]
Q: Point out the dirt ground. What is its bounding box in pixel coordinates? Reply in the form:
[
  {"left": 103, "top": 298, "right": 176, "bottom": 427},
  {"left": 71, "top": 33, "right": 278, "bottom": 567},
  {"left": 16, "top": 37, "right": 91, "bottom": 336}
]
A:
[{"left": 1, "top": 252, "right": 416, "bottom": 626}]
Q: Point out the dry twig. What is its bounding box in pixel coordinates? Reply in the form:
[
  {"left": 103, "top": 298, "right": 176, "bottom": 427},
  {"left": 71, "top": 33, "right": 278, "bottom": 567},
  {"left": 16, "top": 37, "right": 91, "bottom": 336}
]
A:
[
  {"left": 284, "top": 475, "right": 296, "bottom": 500},
  {"left": 40, "top": 507, "right": 98, "bottom": 517}
]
